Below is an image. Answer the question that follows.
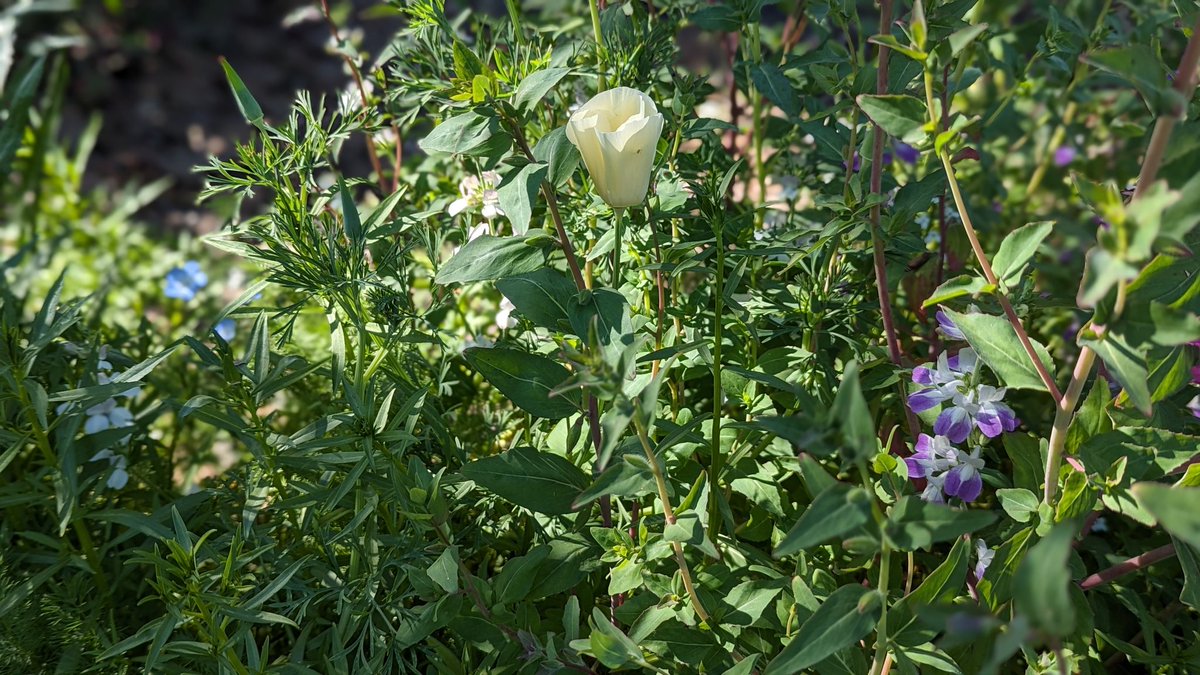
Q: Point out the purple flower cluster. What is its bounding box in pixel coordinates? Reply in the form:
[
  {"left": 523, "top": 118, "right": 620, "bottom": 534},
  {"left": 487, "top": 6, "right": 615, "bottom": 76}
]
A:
[
  {"left": 904, "top": 311, "right": 1019, "bottom": 504},
  {"left": 908, "top": 349, "right": 1018, "bottom": 443}
]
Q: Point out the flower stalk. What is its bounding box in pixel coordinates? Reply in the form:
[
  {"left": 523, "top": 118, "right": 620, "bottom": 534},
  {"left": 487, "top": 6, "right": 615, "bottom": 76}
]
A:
[{"left": 633, "top": 410, "right": 713, "bottom": 625}]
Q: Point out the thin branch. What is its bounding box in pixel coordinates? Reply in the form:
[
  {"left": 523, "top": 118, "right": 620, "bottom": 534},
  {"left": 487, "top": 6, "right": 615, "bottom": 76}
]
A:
[
  {"left": 318, "top": 0, "right": 388, "bottom": 193},
  {"left": 867, "top": 0, "right": 922, "bottom": 441},
  {"left": 1079, "top": 544, "right": 1176, "bottom": 591},
  {"left": 1043, "top": 13, "right": 1200, "bottom": 505}
]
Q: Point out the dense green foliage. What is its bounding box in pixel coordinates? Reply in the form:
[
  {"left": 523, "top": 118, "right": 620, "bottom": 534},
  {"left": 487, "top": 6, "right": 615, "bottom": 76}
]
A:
[{"left": 3, "top": 0, "right": 1200, "bottom": 673}]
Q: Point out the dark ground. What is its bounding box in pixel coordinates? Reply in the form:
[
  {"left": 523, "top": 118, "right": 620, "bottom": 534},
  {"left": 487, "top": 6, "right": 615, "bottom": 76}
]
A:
[{"left": 55, "top": 0, "right": 397, "bottom": 231}]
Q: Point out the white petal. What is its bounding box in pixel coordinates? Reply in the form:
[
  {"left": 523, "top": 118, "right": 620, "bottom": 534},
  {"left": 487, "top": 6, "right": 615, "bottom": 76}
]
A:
[{"left": 448, "top": 198, "right": 469, "bottom": 216}]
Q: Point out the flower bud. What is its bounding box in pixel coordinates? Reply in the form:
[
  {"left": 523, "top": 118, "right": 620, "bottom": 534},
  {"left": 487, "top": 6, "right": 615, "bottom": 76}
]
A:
[{"left": 565, "top": 86, "right": 664, "bottom": 208}]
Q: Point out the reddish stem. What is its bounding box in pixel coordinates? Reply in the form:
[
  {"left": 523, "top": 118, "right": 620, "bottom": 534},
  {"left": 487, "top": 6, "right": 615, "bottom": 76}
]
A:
[{"left": 1079, "top": 544, "right": 1176, "bottom": 591}]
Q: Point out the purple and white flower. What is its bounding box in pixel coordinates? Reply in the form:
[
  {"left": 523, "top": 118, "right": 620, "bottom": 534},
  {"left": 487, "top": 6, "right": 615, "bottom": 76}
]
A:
[
  {"left": 906, "top": 433, "right": 987, "bottom": 503},
  {"left": 910, "top": 349, "right": 1017, "bottom": 443},
  {"left": 909, "top": 349, "right": 977, "bottom": 413},
  {"left": 936, "top": 310, "right": 965, "bottom": 341},
  {"left": 943, "top": 445, "right": 985, "bottom": 501},
  {"left": 974, "top": 539, "right": 994, "bottom": 580}
]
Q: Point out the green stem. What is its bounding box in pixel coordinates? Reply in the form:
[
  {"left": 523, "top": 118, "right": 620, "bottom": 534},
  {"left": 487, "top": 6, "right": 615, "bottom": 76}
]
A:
[
  {"left": 1043, "top": 12, "right": 1200, "bottom": 506},
  {"left": 611, "top": 207, "right": 625, "bottom": 289},
  {"left": 707, "top": 218, "right": 726, "bottom": 546},
  {"left": 869, "top": 543, "right": 893, "bottom": 675},
  {"left": 588, "top": 0, "right": 606, "bottom": 92},
  {"left": 633, "top": 409, "right": 713, "bottom": 625}
]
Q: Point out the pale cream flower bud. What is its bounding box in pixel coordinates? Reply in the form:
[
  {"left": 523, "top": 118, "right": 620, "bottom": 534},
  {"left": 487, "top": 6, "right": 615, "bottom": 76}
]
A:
[{"left": 565, "top": 87, "right": 664, "bottom": 209}]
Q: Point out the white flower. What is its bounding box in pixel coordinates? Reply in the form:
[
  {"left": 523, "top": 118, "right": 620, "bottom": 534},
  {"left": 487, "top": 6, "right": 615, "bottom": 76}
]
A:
[
  {"left": 448, "top": 172, "right": 504, "bottom": 220},
  {"left": 566, "top": 87, "right": 664, "bottom": 208},
  {"left": 496, "top": 297, "right": 518, "bottom": 330}
]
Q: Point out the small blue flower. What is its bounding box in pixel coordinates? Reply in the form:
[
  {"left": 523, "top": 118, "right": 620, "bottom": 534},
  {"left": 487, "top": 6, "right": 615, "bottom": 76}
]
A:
[
  {"left": 164, "top": 261, "right": 208, "bottom": 302},
  {"left": 214, "top": 319, "right": 237, "bottom": 341}
]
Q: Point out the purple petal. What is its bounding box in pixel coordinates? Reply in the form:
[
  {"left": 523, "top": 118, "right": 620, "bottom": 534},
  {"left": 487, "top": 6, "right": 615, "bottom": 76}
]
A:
[
  {"left": 908, "top": 388, "right": 944, "bottom": 413},
  {"left": 974, "top": 561, "right": 988, "bottom": 580},
  {"left": 936, "top": 310, "right": 965, "bottom": 340},
  {"left": 895, "top": 142, "right": 920, "bottom": 164},
  {"left": 1053, "top": 146, "right": 1076, "bottom": 167},
  {"left": 915, "top": 433, "right": 934, "bottom": 453},
  {"left": 975, "top": 410, "right": 1004, "bottom": 438},
  {"left": 913, "top": 366, "right": 934, "bottom": 385},
  {"left": 944, "top": 465, "right": 984, "bottom": 501},
  {"left": 935, "top": 408, "right": 972, "bottom": 443},
  {"left": 905, "top": 456, "right": 926, "bottom": 479},
  {"left": 947, "top": 354, "right": 960, "bottom": 371}
]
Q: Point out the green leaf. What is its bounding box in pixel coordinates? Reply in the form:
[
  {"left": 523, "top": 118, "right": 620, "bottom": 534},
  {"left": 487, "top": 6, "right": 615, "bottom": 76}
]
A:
[
  {"left": 461, "top": 446, "right": 590, "bottom": 515},
  {"left": 513, "top": 67, "right": 571, "bottom": 112},
  {"left": 427, "top": 547, "right": 459, "bottom": 593},
  {"left": 464, "top": 347, "right": 578, "bottom": 419},
  {"left": 718, "top": 579, "right": 785, "bottom": 626},
  {"left": 644, "top": 619, "right": 719, "bottom": 665},
  {"left": 530, "top": 535, "right": 596, "bottom": 600},
  {"left": 588, "top": 607, "right": 646, "bottom": 669},
  {"left": 419, "top": 111, "right": 499, "bottom": 155},
  {"left": 496, "top": 162, "right": 547, "bottom": 235},
  {"left": 493, "top": 544, "right": 551, "bottom": 604},
  {"left": 1014, "top": 523, "right": 1077, "bottom": 637},
  {"left": 945, "top": 309, "right": 1055, "bottom": 391},
  {"left": 664, "top": 511, "right": 719, "bottom": 558},
  {"left": 1083, "top": 45, "right": 1178, "bottom": 116},
  {"left": 856, "top": 94, "right": 928, "bottom": 144},
  {"left": 997, "top": 488, "right": 1039, "bottom": 524},
  {"left": 923, "top": 275, "right": 990, "bottom": 308},
  {"left": 1079, "top": 248, "right": 1139, "bottom": 307},
  {"left": 750, "top": 63, "right": 799, "bottom": 117},
  {"left": 690, "top": 5, "right": 740, "bottom": 31},
  {"left": 1077, "top": 427, "right": 1198, "bottom": 481},
  {"left": 1132, "top": 483, "right": 1200, "bottom": 550},
  {"left": 532, "top": 126, "right": 581, "bottom": 188},
  {"left": 1079, "top": 333, "right": 1151, "bottom": 415},
  {"left": 867, "top": 34, "right": 927, "bottom": 62},
  {"left": 765, "top": 585, "right": 881, "bottom": 674},
  {"left": 569, "top": 288, "right": 634, "bottom": 361},
  {"left": 496, "top": 268, "right": 577, "bottom": 330},
  {"left": 1175, "top": 538, "right": 1200, "bottom": 610},
  {"left": 0, "top": 56, "right": 45, "bottom": 175},
  {"left": 829, "top": 361, "right": 877, "bottom": 463},
  {"left": 889, "top": 536, "right": 971, "bottom": 646},
  {"left": 338, "top": 176, "right": 362, "bottom": 245},
  {"left": 947, "top": 23, "right": 989, "bottom": 56},
  {"left": 1065, "top": 378, "right": 1112, "bottom": 455},
  {"left": 219, "top": 58, "right": 264, "bottom": 127},
  {"left": 885, "top": 497, "right": 997, "bottom": 551},
  {"left": 775, "top": 483, "right": 872, "bottom": 556},
  {"left": 436, "top": 233, "right": 546, "bottom": 285},
  {"left": 991, "top": 221, "right": 1053, "bottom": 289}
]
